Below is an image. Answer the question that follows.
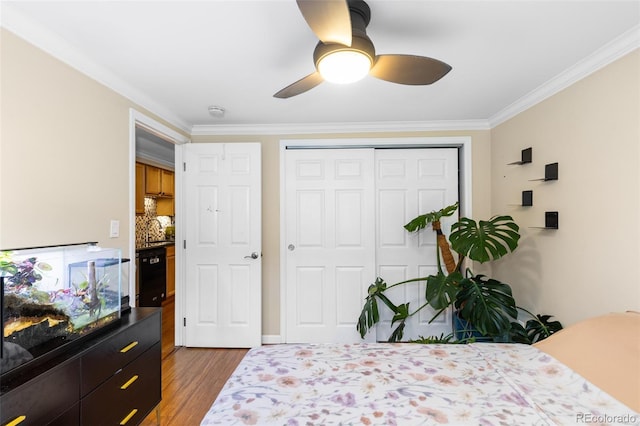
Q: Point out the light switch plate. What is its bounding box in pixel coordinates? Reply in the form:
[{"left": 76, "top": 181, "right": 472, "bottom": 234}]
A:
[{"left": 110, "top": 219, "right": 120, "bottom": 238}]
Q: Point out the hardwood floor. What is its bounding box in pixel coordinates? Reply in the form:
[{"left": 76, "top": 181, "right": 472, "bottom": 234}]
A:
[{"left": 140, "top": 346, "right": 248, "bottom": 426}]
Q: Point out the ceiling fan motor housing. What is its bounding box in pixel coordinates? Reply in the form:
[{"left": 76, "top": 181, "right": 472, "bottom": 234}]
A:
[
  {"left": 313, "top": 35, "right": 375, "bottom": 69},
  {"left": 348, "top": 0, "right": 372, "bottom": 32}
]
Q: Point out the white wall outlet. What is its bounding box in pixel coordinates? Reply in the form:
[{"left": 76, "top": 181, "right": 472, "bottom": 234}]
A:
[{"left": 109, "top": 219, "right": 120, "bottom": 238}]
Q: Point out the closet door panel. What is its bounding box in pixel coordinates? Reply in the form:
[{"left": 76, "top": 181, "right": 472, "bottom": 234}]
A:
[
  {"left": 378, "top": 190, "right": 408, "bottom": 247},
  {"left": 375, "top": 148, "right": 459, "bottom": 341},
  {"left": 285, "top": 149, "right": 376, "bottom": 343}
]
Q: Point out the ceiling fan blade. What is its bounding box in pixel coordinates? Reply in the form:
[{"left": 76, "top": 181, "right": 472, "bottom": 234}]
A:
[
  {"left": 296, "top": 0, "right": 352, "bottom": 46},
  {"left": 274, "top": 72, "right": 324, "bottom": 98},
  {"left": 370, "top": 54, "right": 452, "bottom": 85}
]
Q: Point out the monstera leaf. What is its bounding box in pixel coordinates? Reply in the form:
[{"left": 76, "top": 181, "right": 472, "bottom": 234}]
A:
[
  {"left": 507, "top": 313, "right": 564, "bottom": 344},
  {"left": 449, "top": 215, "right": 520, "bottom": 263},
  {"left": 425, "top": 269, "right": 463, "bottom": 310},
  {"left": 357, "top": 277, "right": 391, "bottom": 338},
  {"left": 455, "top": 274, "right": 517, "bottom": 337},
  {"left": 389, "top": 320, "right": 407, "bottom": 342},
  {"left": 525, "top": 314, "right": 563, "bottom": 343},
  {"left": 403, "top": 202, "right": 459, "bottom": 232},
  {"left": 405, "top": 202, "right": 460, "bottom": 274}
]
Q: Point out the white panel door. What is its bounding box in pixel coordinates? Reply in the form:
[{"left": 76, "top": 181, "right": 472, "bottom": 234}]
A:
[
  {"left": 375, "top": 148, "right": 459, "bottom": 341},
  {"left": 184, "top": 143, "right": 261, "bottom": 347},
  {"left": 284, "top": 149, "right": 376, "bottom": 343}
]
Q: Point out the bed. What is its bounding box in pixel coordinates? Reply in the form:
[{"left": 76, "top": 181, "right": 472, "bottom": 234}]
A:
[{"left": 201, "top": 312, "right": 640, "bottom": 425}]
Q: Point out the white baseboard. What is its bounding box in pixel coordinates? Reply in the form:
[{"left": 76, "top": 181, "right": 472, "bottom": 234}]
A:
[{"left": 261, "top": 335, "right": 282, "bottom": 345}]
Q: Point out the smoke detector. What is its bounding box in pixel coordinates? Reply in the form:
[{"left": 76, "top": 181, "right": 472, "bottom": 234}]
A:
[{"left": 208, "top": 105, "right": 225, "bottom": 118}]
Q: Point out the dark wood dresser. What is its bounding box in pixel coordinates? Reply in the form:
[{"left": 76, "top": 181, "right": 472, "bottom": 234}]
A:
[{"left": 1, "top": 308, "right": 161, "bottom": 426}]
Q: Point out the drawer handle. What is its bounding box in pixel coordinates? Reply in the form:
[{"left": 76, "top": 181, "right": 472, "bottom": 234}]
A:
[
  {"left": 119, "top": 409, "right": 138, "bottom": 425},
  {"left": 120, "top": 341, "right": 139, "bottom": 353},
  {"left": 120, "top": 374, "right": 139, "bottom": 390},
  {"left": 5, "top": 416, "right": 26, "bottom": 426}
]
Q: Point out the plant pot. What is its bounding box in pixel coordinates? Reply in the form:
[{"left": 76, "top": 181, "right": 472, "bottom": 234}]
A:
[{"left": 453, "top": 311, "right": 493, "bottom": 342}]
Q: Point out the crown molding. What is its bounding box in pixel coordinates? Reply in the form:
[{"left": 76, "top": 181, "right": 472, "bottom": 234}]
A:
[
  {"left": 489, "top": 24, "right": 640, "bottom": 128},
  {"left": 0, "top": 3, "right": 191, "bottom": 134},
  {"left": 190, "top": 119, "right": 491, "bottom": 136}
]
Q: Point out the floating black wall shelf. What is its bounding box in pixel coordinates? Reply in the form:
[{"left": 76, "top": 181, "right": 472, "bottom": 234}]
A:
[
  {"left": 545, "top": 211, "right": 559, "bottom": 229},
  {"left": 508, "top": 147, "right": 532, "bottom": 165},
  {"left": 530, "top": 162, "right": 558, "bottom": 181},
  {"left": 530, "top": 211, "right": 559, "bottom": 229},
  {"left": 522, "top": 190, "right": 533, "bottom": 206}
]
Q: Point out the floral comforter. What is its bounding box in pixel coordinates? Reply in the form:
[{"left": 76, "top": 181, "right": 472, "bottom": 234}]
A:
[{"left": 201, "top": 343, "right": 639, "bottom": 425}]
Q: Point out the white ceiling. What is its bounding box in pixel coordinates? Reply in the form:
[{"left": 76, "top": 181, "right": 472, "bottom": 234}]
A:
[{"left": 2, "top": 1, "right": 639, "bottom": 134}]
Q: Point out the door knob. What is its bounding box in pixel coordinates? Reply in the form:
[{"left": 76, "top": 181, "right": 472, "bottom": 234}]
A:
[
  {"left": 288, "top": 244, "right": 295, "bottom": 251},
  {"left": 244, "top": 252, "right": 259, "bottom": 259}
]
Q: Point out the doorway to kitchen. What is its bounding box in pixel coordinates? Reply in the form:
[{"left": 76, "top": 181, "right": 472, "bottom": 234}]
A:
[{"left": 129, "top": 109, "right": 189, "bottom": 355}]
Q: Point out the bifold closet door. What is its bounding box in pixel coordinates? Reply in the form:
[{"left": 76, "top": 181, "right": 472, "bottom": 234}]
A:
[{"left": 284, "top": 147, "right": 458, "bottom": 343}]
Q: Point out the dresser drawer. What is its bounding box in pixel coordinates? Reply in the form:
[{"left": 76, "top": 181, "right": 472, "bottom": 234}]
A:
[
  {"left": 49, "top": 403, "right": 79, "bottom": 426},
  {"left": 81, "top": 342, "right": 161, "bottom": 426},
  {"left": 0, "top": 359, "right": 80, "bottom": 426},
  {"left": 81, "top": 311, "right": 161, "bottom": 396}
]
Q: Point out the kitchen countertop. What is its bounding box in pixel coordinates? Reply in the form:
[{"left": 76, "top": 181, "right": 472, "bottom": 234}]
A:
[{"left": 136, "top": 240, "right": 175, "bottom": 252}]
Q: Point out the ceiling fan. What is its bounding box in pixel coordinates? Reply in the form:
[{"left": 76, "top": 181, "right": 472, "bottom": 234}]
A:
[{"left": 274, "top": 0, "right": 452, "bottom": 99}]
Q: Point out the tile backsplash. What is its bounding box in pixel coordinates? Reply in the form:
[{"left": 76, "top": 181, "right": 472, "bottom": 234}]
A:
[{"left": 136, "top": 197, "right": 174, "bottom": 247}]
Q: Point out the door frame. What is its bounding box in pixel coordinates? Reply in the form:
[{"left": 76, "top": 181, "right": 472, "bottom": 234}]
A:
[
  {"left": 279, "top": 136, "right": 472, "bottom": 343},
  {"left": 128, "top": 109, "right": 189, "bottom": 346}
]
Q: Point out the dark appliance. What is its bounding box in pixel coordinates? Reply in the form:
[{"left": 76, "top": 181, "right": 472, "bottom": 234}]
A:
[
  {"left": 138, "top": 247, "right": 166, "bottom": 307},
  {"left": 120, "top": 258, "right": 131, "bottom": 313}
]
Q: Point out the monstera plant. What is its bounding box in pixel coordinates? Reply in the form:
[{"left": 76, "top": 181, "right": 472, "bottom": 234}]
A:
[{"left": 357, "top": 202, "right": 561, "bottom": 343}]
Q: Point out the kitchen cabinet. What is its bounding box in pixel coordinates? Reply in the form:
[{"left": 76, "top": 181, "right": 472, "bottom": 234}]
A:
[
  {"left": 145, "top": 165, "right": 161, "bottom": 195},
  {"left": 161, "top": 295, "right": 175, "bottom": 359},
  {"left": 145, "top": 165, "right": 173, "bottom": 197},
  {"left": 156, "top": 197, "right": 174, "bottom": 216},
  {"left": 155, "top": 168, "right": 175, "bottom": 215},
  {"left": 160, "top": 169, "right": 174, "bottom": 196},
  {"left": 166, "top": 244, "right": 175, "bottom": 297},
  {"left": 135, "top": 163, "right": 145, "bottom": 215},
  {"left": 137, "top": 162, "right": 175, "bottom": 215},
  {"left": 160, "top": 244, "right": 175, "bottom": 359},
  {"left": 0, "top": 308, "right": 161, "bottom": 426}
]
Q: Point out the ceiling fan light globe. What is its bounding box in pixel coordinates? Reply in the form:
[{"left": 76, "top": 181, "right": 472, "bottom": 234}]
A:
[{"left": 318, "top": 50, "right": 372, "bottom": 84}]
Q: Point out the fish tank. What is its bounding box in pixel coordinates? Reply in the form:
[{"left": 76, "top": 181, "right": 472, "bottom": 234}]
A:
[{"left": 1, "top": 242, "right": 121, "bottom": 379}]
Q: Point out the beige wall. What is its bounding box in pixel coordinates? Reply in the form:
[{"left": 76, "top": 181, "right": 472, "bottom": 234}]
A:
[
  {"left": 0, "top": 29, "right": 186, "bottom": 257},
  {"left": 490, "top": 49, "right": 640, "bottom": 327}
]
